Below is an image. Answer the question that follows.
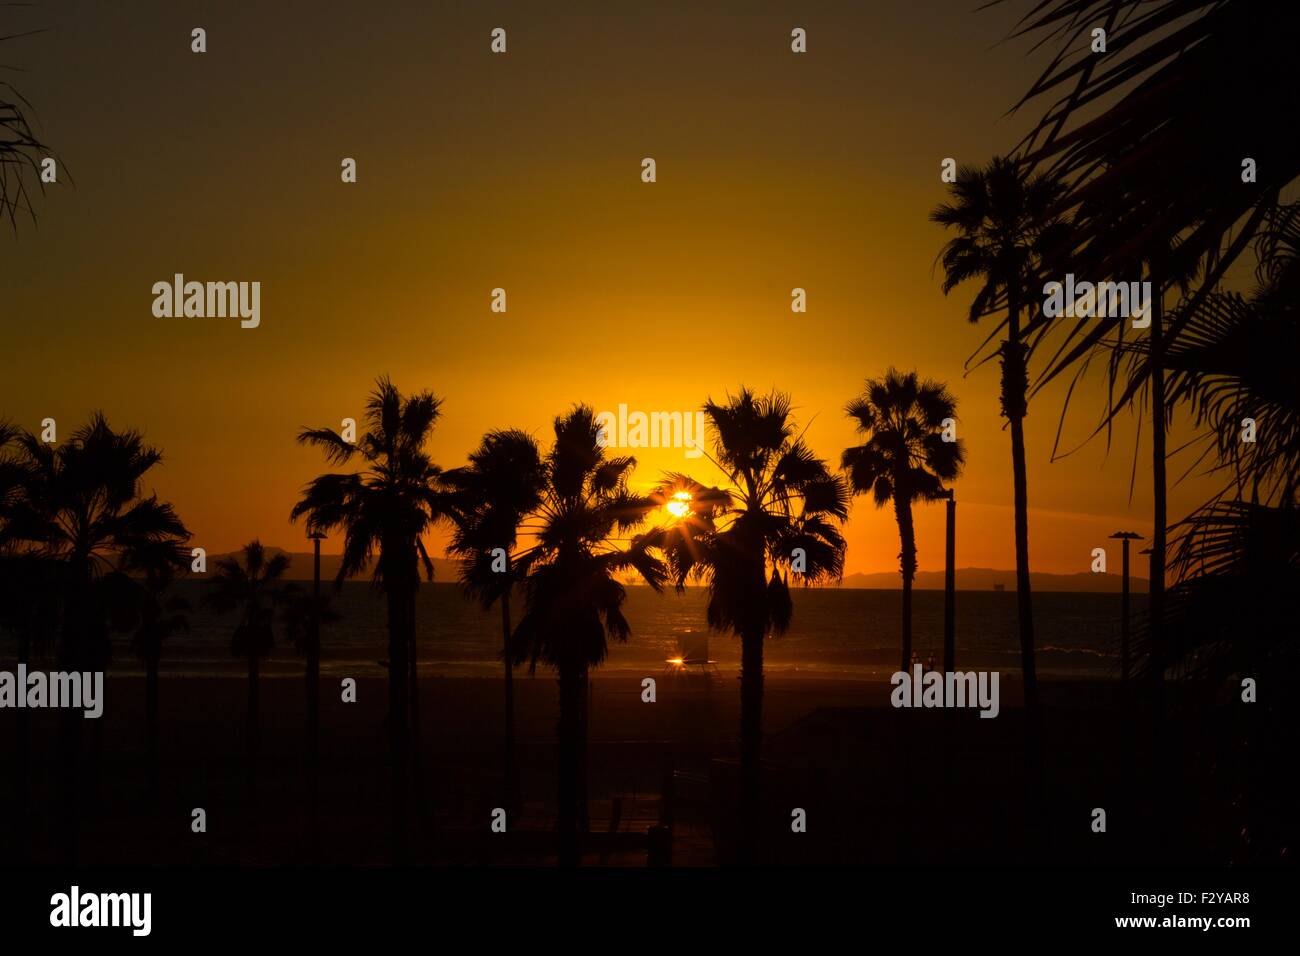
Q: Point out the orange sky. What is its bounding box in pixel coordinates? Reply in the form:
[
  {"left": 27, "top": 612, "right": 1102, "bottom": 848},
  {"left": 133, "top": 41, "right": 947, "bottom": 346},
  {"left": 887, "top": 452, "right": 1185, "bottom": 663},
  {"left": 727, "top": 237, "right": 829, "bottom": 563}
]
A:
[{"left": 1, "top": 1, "right": 1224, "bottom": 576}]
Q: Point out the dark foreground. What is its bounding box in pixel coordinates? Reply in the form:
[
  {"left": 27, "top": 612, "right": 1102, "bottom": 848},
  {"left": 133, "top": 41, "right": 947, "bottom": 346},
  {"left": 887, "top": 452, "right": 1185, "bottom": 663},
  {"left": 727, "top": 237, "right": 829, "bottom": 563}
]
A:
[{"left": 1, "top": 673, "right": 1293, "bottom": 867}]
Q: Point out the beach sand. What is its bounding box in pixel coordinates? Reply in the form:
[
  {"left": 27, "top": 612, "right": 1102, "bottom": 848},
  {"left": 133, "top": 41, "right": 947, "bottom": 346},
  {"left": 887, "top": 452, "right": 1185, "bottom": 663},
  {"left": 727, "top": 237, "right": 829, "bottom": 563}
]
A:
[{"left": 0, "top": 670, "right": 1270, "bottom": 866}]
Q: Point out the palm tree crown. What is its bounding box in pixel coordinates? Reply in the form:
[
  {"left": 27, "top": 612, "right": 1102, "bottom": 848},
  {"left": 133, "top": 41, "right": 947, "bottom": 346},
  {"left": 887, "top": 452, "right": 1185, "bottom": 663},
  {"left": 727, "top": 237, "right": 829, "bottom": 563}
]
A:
[
  {"left": 843, "top": 370, "right": 965, "bottom": 672},
  {"left": 931, "top": 156, "right": 1069, "bottom": 337},
  {"left": 2, "top": 414, "right": 190, "bottom": 666},
  {"left": 444, "top": 429, "right": 547, "bottom": 610},
  {"left": 205, "top": 540, "right": 290, "bottom": 659},
  {"left": 653, "top": 388, "right": 848, "bottom": 623},
  {"left": 511, "top": 407, "right": 666, "bottom": 671},
  {"left": 843, "top": 370, "right": 965, "bottom": 520},
  {"left": 291, "top": 377, "right": 448, "bottom": 585}
]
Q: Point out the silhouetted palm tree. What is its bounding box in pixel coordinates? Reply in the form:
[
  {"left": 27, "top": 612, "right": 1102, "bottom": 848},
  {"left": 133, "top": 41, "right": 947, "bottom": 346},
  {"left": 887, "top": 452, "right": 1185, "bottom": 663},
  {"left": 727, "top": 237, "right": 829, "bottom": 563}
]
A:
[
  {"left": 1164, "top": 204, "right": 1300, "bottom": 508},
  {"left": 998, "top": 5, "right": 1300, "bottom": 704},
  {"left": 1139, "top": 202, "right": 1300, "bottom": 681},
  {"left": 931, "top": 157, "right": 1068, "bottom": 717},
  {"left": 1, "top": 414, "right": 189, "bottom": 860},
  {"left": 6, "top": 415, "right": 191, "bottom": 669},
  {"left": 650, "top": 389, "right": 847, "bottom": 862},
  {"left": 206, "top": 540, "right": 290, "bottom": 787},
  {"left": 509, "top": 407, "right": 665, "bottom": 866},
  {"left": 0, "top": 77, "right": 48, "bottom": 229},
  {"left": 0, "top": 423, "right": 56, "bottom": 859},
  {"left": 842, "top": 370, "right": 965, "bottom": 671},
  {"left": 444, "top": 429, "right": 546, "bottom": 810},
  {"left": 1003, "top": 0, "right": 1300, "bottom": 322},
  {"left": 291, "top": 376, "right": 451, "bottom": 860}
]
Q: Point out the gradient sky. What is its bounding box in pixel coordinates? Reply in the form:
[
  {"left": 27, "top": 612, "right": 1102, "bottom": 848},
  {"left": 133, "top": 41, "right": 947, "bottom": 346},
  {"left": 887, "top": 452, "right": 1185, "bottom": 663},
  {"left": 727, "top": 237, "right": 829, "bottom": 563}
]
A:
[{"left": 2, "top": 0, "right": 1224, "bottom": 576}]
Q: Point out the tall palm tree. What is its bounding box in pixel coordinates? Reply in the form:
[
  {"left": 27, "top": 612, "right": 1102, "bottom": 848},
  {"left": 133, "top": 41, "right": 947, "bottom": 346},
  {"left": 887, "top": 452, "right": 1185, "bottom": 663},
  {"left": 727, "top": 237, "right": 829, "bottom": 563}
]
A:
[
  {"left": 443, "top": 429, "right": 546, "bottom": 810},
  {"left": 650, "top": 389, "right": 848, "bottom": 862},
  {"left": 205, "top": 540, "right": 290, "bottom": 787},
  {"left": 291, "top": 376, "right": 451, "bottom": 860},
  {"left": 931, "top": 157, "right": 1069, "bottom": 716},
  {"left": 842, "top": 370, "right": 965, "bottom": 672},
  {"left": 509, "top": 407, "right": 665, "bottom": 866},
  {"left": 995, "top": 3, "right": 1300, "bottom": 711}
]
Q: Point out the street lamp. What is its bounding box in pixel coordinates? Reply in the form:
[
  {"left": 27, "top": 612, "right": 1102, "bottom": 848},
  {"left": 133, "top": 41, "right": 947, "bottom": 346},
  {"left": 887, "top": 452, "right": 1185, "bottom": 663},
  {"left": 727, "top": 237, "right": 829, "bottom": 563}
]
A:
[
  {"left": 942, "top": 488, "right": 956, "bottom": 674},
  {"left": 1108, "top": 531, "right": 1142, "bottom": 685}
]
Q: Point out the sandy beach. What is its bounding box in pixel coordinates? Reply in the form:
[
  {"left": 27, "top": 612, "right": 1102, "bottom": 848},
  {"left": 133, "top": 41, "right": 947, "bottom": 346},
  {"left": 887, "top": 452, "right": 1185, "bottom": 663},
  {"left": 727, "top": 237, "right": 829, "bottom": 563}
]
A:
[{"left": 1, "top": 670, "right": 1270, "bottom": 867}]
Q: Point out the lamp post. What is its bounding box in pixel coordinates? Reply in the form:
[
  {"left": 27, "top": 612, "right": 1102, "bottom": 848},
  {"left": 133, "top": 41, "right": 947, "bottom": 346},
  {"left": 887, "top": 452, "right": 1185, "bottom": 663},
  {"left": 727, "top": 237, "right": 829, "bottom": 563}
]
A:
[
  {"left": 942, "top": 488, "right": 956, "bottom": 674},
  {"left": 1109, "top": 531, "right": 1142, "bottom": 685}
]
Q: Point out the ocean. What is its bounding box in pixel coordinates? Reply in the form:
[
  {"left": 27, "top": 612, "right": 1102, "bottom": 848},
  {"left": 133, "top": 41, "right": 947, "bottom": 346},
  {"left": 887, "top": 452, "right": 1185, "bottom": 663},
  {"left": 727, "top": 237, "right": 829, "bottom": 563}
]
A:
[{"left": 104, "top": 581, "right": 1141, "bottom": 681}]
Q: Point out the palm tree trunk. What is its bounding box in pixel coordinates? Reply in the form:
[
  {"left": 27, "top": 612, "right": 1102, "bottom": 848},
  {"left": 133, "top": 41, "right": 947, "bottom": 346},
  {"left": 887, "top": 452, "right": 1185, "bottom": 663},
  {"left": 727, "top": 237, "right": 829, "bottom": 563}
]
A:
[
  {"left": 1149, "top": 273, "right": 1167, "bottom": 702},
  {"left": 1009, "top": 414, "right": 1037, "bottom": 708},
  {"left": 501, "top": 588, "right": 517, "bottom": 811},
  {"left": 894, "top": 493, "right": 917, "bottom": 672},
  {"left": 247, "top": 649, "right": 259, "bottom": 795},
  {"left": 1005, "top": 300, "right": 1044, "bottom": 858},
  {"left": 1147, "top": 266, "right": 1170, "bottom": 860},
  {"left": 15, "top": 627, "right": 31, "bottom": 861},
  {"left": 385, "top": 577, "right": 411, "bottom": 863},
  {"left": 1002, "top": 307, "right": 1038, "bottom": 715},
  {"left": 58, "top": 593, "right": 89, "bottom": 865},
  {"left": 146, "top": 658, "right": 160, "bottom": 804},
  {"left": 578, "top": 664, "right": 590, "bottom": 835},
  {"left": 557, "top": 662, "right": 583, "bottom": 866},
  {"left": 739, "top": 628, "right": 764, "bottom": 863},
  {"left": 943, "top": 493, "right": 956, "bottom": 673},
  {"left": 307, "top": 623, "right": 320, "bottom": 859},
  {"left": 408, "top": 595, "right": 420, "bottom": 742}
]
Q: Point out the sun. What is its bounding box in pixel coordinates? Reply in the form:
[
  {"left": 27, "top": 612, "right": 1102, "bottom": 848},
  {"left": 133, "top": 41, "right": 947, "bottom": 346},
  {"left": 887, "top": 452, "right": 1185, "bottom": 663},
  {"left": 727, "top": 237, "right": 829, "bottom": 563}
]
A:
[{"left": 665, "top": 491, "right": 692, "bottom": 519}]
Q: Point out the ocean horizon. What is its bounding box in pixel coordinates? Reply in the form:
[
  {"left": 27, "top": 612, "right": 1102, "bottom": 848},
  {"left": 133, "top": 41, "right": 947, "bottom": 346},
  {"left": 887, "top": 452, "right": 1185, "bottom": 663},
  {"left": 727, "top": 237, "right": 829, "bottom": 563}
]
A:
[{"left": 54, "top": 580, "right": 1145, "bottom": 682}]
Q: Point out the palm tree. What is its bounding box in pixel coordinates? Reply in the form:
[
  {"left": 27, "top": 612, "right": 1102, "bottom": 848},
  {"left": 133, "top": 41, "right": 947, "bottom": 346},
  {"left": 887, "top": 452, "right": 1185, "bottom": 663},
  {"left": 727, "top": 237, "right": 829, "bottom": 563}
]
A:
[
  {"left": 0, "top": 76, "right": 48, "bottom": 230},
  {"left": 995, "top": 2, "right": 1300, "bottom": 713},
  {"left": 1, "top": 414, "right": 190, "bottom": 860},
  {"left": 291, "top": 376, "right": 451, "bottom": 860},
  {"left": 205, "top": 540, "right": 290, "bottom": 787},
  {"left": 0, "top": 422, "right": 56, "bottom": 860},
  {"left": 5, "top": 415, "right": 191, "bottom": 669},
  {"left": 443, "top": 429, "right": 546, "bottom": 810},
  {"left": 1164, "top": 203, "right": 1300, "bottom": 511},
  {"left": 509, "top": 407, "right": 666, "bottom": 866},
  {"left": 842, "top": 370, "right": 965, "bottom": 672},
  {"left": 1002, "top": 0, "right": 1300, "bottom": 322},
  {"left": 650, "top": 389, "right": 848, "bottom": 862},
  {"left": 931, "top": 157, "right": 1069, "bottom": 717}
]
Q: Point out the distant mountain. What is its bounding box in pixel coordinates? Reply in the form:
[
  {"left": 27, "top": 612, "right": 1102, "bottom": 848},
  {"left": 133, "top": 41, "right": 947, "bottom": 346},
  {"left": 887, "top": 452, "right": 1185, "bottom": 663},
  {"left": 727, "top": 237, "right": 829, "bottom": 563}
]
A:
[
  {"left": 836, "top": 567, "right": 1148, "bottom": 593},
  {"left": 215, "top": 551, "right": 1144, "bottom": 594},
  {"left": 206, "top": 547, "right": 462, "bottom": 584}
]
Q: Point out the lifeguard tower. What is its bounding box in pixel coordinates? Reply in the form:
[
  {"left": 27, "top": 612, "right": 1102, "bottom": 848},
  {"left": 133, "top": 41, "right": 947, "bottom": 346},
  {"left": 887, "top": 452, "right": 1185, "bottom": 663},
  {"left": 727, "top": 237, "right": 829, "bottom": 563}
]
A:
[{"left": 664, "top": 631, "right": 719, "bottom": 680}]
